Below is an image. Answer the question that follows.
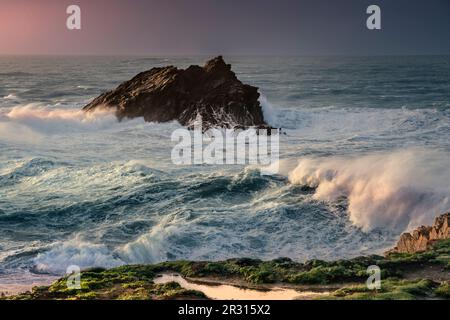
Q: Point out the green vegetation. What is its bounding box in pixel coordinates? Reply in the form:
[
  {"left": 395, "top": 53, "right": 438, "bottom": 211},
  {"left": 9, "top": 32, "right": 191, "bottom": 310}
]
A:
[
  {"left": 320, "top": 279, "right": 439, "bottom": 300},
  {"left": 3, "top": 239, "right": 449, "bottom": 300},
  {"left": 6, "top": 267, "right": 206, "bottom": 300},
  {"left": 435, "top": 282, "right": 450, "bottom": 299},
  {"left": 384, "top": 239, "right": 450, "bottom": 268}
]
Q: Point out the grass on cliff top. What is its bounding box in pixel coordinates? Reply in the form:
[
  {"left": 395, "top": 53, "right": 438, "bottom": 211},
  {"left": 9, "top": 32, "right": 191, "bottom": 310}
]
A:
[
  {"left": 155, "top": 256, "right": 395, "bottom": 285},
  {"left": 156, "top": 239, "right": 450, "bottom": 285},
  {"left": 319, "top": 279, "right": 450, "bottom": 300},
  {"left": 385, "top": 238, "right": 450, "bottom": 269}
]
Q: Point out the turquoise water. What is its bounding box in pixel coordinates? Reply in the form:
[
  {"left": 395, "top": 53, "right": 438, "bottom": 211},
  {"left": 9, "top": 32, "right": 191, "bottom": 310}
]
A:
[{"left": 1, "top": 56, "right": 450, "bottom": 289}]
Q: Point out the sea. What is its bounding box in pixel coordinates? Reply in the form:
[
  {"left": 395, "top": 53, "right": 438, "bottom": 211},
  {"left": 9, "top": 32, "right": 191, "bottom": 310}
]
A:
[{"left": 1, "top": 55, "right": 450, "bottom": 293}]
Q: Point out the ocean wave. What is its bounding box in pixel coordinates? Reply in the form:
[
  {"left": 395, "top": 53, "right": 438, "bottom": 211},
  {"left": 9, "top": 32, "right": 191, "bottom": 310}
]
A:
[
  {"left": 288, "top": 148, "right": 450, "bottom": 233},
  {"left": 2, "top": 94, "right": 18, "bottom": 100},
  {"left": 118, "top": 215, "right": 180, "bottom": 264},
  {"left": 0, "top": 158, "right": 56, "bottom": 186},
  {"left": 0, "top": 160, "right": 166, "bottom": 209},
  {"left": 33, "top": 239, "right": 124, "bottom": 274},
  {"left": 5, "top": 104, "right": 118, "bottom": 132},
  {"left": 186, "top": 168, "right": 280, "bottom": 200},
  {"left": 12, "top": 164, "right": 394, "bottom": 274},
  {"left": 30, "top": 222, "right": 177, "bottom": 272},
  {"left": 0, "top": 72, "right": 34, "bottom": 77},
  {"left": 259, "top": 95, "right": 278, "bottom": 127},
  {"left": 259, "top": 96, "right": 450, "bottom": 139}
]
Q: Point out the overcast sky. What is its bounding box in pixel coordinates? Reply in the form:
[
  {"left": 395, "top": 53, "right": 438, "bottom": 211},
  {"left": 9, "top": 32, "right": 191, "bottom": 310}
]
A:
[{"left": 0, "top": 0, "right": 449, "bottom": 55}]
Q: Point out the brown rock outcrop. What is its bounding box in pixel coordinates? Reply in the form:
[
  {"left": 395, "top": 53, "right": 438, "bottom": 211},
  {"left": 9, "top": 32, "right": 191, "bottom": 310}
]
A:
[{"left": 387, "top": 213, "right": 450, "bottom": 254}]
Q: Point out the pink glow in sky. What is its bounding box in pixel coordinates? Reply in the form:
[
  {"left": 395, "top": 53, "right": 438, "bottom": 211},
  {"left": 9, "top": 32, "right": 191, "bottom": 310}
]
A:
[
  {"left": 0, "top": 0, "right": 232, "bottom": 55},
  {"left": 1, "top": 0, "right": 450, "bottom": 56},
  {"left": 0, "top": 0, "right": 143, "bottom": 55}
]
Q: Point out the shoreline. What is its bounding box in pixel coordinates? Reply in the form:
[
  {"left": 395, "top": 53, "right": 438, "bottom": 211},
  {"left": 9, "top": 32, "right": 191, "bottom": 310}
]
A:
[
  {"left": 3, "top": 213, "right": 449, "bottom": 300},
  {"left": 0, "top": 275, "right": 60, "bottom": 298},
  {"left": 4, "top": 238, "right": 449, "bottom": 300}
]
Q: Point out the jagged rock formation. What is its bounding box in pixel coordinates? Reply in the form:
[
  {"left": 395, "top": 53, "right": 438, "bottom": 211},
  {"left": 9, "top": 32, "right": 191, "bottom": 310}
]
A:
[
  {"left": 83, "top": 56, "right": 270, "bottom": 130},
  {"left": 387, "top": 213, "right": 450, "bottom": 254}
]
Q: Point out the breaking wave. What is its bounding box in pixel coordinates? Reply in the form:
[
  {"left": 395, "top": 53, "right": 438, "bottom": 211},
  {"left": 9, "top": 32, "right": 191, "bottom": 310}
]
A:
[
  {"left": 288, "top": 148, "right": 450, "bottom": 233},
  {"left": 4, "top": 104, "right": 118, "bottom": 132},
  {"left": 3, "top": 94, "right": 18, "bottom": 100},
  {"left": 259, "top": 95, "right": 279, "bottom": 127},
  {"left": 33, "top": 239, "right": 123, "bottom": 274}
]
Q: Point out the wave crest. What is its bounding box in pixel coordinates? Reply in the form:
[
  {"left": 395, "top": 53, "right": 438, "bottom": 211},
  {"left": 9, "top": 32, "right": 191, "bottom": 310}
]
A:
[
  {"left": 6, "top": 104, "right": 115, "bottom": 126},
  {"left": 33, "top": 240, "right": 123, "bottom": 274},
  {"left": 288, "top": 148, "right": 450, "bottom": 232}
]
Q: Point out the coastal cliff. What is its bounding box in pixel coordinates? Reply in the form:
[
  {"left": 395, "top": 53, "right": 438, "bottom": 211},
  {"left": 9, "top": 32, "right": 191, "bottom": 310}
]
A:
[
  {"left": 83, "top": 56, "right": 269, "bottom": 130},
  {"left": 387, "top": 213, "right": 450, "bottom": 254}
]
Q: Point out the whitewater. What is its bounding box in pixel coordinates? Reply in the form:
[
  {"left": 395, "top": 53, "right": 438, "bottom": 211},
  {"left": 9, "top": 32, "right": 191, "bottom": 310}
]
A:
[{"left": 1, "top": 55, "right": 450, "bottom": 292}]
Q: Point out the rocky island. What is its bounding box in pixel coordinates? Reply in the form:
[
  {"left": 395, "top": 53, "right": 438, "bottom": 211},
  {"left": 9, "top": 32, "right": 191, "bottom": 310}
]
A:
[
  {"left": 83, "top": 56, "right": 270, "bottom": 130},
  {"left": 4, "top": 213, "right": 449, "bottom": 300}
]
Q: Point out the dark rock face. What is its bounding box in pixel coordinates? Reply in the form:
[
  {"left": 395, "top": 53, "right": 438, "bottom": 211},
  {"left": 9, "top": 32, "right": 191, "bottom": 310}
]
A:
[
  {"left": 387, "top": 213, "right": 450, "bottom": 254},
  {"left": 83, "top": 56, "right": 269, "bottom": 130}
]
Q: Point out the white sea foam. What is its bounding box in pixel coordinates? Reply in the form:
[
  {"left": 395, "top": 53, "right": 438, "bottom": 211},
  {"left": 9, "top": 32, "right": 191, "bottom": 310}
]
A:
[
  {"left": 5, "top": 104, "right": 118, "bottom": 132},
  {"left": 33, "top": 239, "right": 124, "bottom": 274},
  {"left": 119, "top": 227, "right": 171, "bottom": 264},
  {"left": 3, "top": 94, "right": 18, "bottom": 100},
  {"left": 288, "top": 148, "right": 450, "bottom": 232},
  {"left": 32, "top": 218, "right": 179, "bottom": 273},
  {"left": 259, "top": 95, "right": 279, "bottom": 127}
]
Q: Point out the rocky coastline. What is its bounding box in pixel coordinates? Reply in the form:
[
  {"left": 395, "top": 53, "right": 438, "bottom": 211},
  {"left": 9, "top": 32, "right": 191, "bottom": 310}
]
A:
[
  {"left": 4, "top": 213, "right": 449, "bottom": 300},
  {"left": 386, "top": 213, "right": 450, "bottom": 255}
]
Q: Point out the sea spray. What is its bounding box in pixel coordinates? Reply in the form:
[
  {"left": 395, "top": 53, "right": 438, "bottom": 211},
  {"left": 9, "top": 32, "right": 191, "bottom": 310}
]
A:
[
  {"left": 288, "top": 148, "right": 450, "bottom": 232},
  {"left": 259, "top": 95, "right": 278, "bottom": 128},
  {"left": 5, "top": 103, "right": 118, "bottom": 132},
  {"left": 33, "top": 239, "right": 124, "bottom": 274}
]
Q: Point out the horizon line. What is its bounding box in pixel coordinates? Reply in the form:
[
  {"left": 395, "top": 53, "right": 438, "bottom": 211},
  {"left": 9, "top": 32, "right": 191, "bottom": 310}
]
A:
[{"left": 1, "top": 53, "right": 450, "bottom": 58}]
